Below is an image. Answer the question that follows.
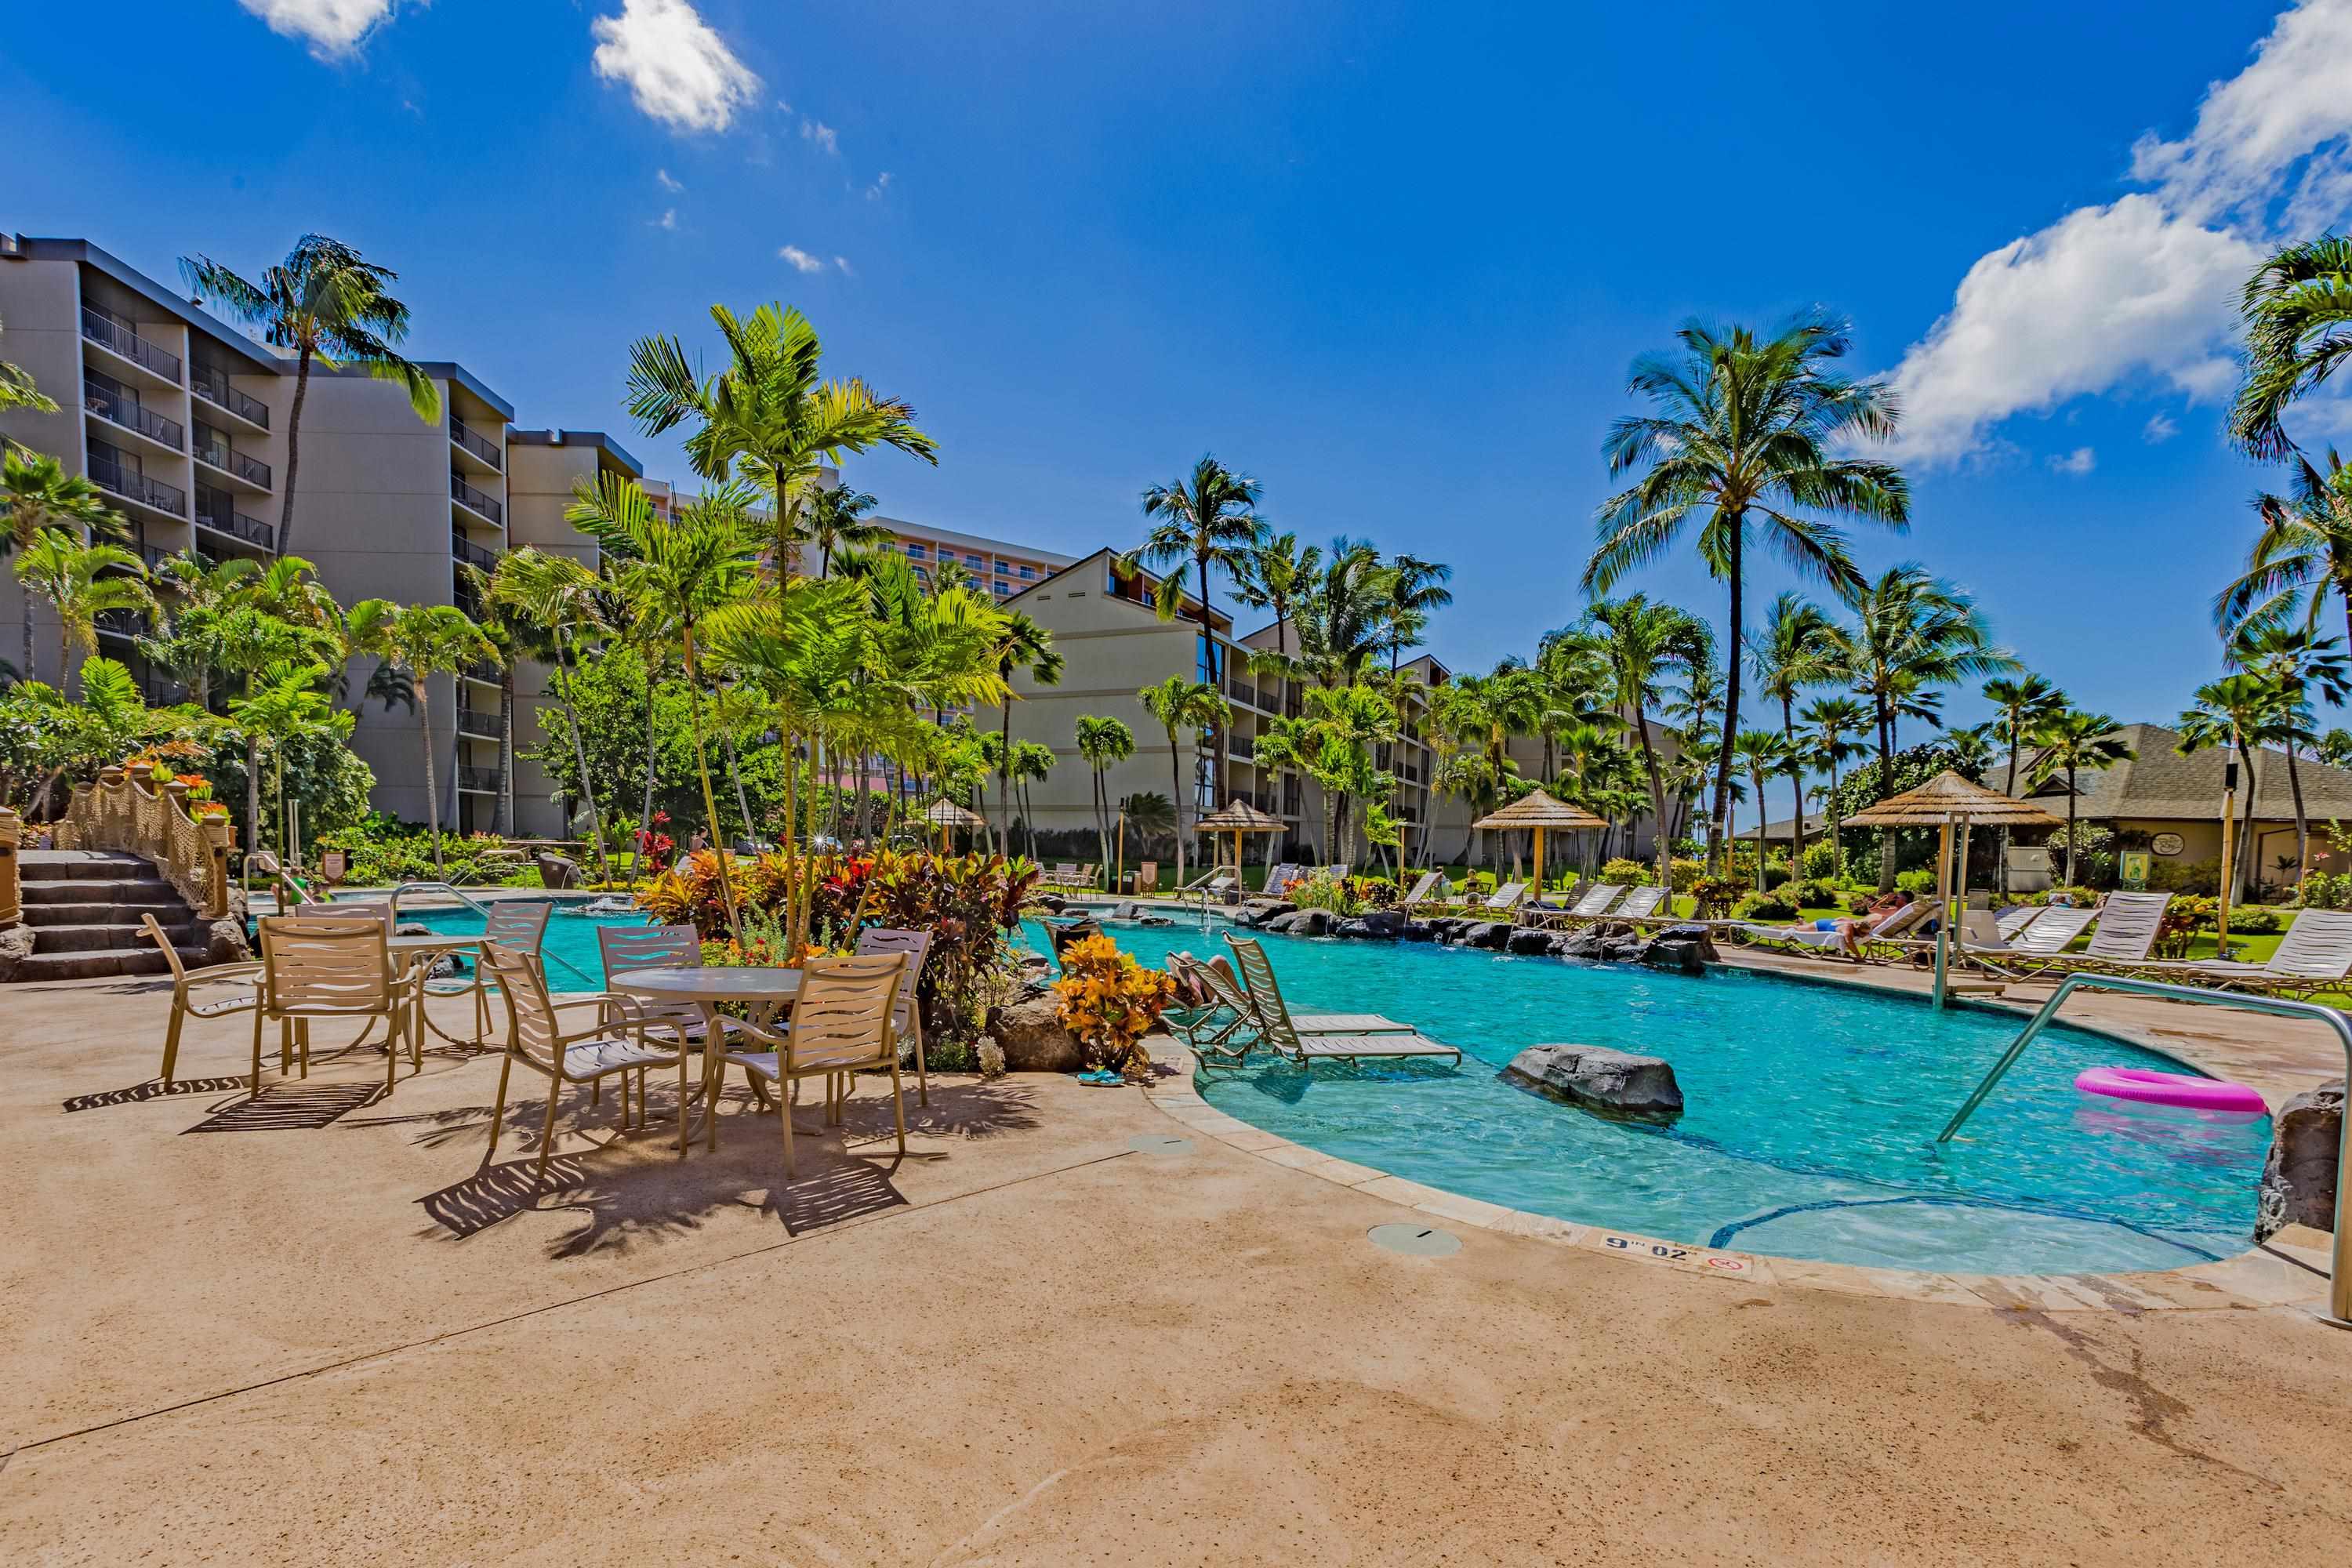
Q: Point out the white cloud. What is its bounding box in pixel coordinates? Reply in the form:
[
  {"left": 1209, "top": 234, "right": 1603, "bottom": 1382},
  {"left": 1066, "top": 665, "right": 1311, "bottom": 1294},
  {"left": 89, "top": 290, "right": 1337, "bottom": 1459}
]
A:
[
  {"left": 656, "top": 168, "right": 682, "bottom": 192},
  {"left": 655, "top": 209, "right": 678, "bottom": 230},
  {"left": 800, "top": 118, "right": 840, "bottom": 154},
  {"left": 590, "top": 0, "right": 760, "bottom": 135},
  {"left": 866, "top": 171, "right": 892, "bottom": 200},
  {"left": 2047, "top": 446, "right": 2098, "bottom": 476},
  {"left": 833, "top": 256, "right": 854, "bottom": 275},
  {"left": 779, "top": 245, "right": 826, "bottom": 274},
  {"left": 236, "top": 0, "right": 398, "bottom": 56},
  {"left": 2144, "top": 412, "right": 2181, "bottom": 442},
  {"left": 1885, "top": 0, "right": 2352, "bottom": 466},
  {"left": 775, "top": 98, "right": 793, "bottom": 114}
]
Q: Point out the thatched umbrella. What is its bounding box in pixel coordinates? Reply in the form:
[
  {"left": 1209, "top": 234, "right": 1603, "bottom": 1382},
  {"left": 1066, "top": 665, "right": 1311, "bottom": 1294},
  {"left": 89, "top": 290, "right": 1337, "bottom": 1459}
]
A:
[
  {"left": 1472, "top": 790, "right": 1608, "bottom": 895},
  {"left": 1844, "top": 770, "right": 2060, "bottom": 1008},
  {"left": 1195, "top": 798, "right": 1285, "bottom": 876},
  {"left": 923, "top": 797, "right": 986, "bottom": 853}
]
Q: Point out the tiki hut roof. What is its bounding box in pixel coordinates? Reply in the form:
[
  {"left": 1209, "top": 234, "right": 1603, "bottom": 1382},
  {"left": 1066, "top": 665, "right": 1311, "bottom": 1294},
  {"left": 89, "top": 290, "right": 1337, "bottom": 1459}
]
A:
[
  {"left": 1472, "top": 789, "right": 1608, "bottom": 831},
  {"left": 922, "top": 797, "right": 986, "bottom": 829},
  {"left": 1842, "top": 769, "right": 2062, "bottom": 829},
  {"left": 1195, "top": 798, "right": 1285, "bottom": 833}
]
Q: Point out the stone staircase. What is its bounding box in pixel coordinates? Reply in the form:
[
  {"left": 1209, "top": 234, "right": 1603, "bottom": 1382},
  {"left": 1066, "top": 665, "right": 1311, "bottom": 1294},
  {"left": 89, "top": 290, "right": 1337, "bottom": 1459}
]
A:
[{"left": 11, "top": 850, "right": 212, "bottom": 981}]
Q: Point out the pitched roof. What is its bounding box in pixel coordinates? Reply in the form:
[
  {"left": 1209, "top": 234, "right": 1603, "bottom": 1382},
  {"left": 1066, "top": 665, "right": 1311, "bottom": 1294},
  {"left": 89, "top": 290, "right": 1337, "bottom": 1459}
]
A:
[
  {"left": 1998, "top": 722, "right": 2352, "bottom": 824},
  {"left": 1844, "top": 769, "right": 2062, "bottom": 828}
]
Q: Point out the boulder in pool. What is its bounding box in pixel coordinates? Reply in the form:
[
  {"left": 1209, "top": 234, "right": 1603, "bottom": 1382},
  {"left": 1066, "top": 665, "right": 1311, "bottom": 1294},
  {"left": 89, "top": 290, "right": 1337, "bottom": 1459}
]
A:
[
  {"left": 993, "top": 996, "right": 1083, "bottom": 1073},
  {"left": 1359, "top": 909, "right": 1405, "bottom": 938},
  {"left": 2257, "top": 1079, "right": 2342, "bottom": 1242},
  {"left": 1503, "top": 1044, "right": 1684, "bottom": 1121},
  {"left": 1461, "top": 921, "right": 1511, "bottom": 950},
  {"left": 1400, "top": 920, "right": 1436, "bottom": 942},
  {"left": 1505, "top": 927, "right": 1554, "bottom": 956}
]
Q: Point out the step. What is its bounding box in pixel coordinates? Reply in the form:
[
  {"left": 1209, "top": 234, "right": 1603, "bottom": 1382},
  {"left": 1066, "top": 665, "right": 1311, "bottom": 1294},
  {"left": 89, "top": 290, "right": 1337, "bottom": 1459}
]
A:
[
  {"left": 17, "top": 851, "right": 155, "bottom": 881},
  {"left": 21, "top": 902, "right": 194, "bottom": 929},
  {"left": 30, "top": 922, "right": 201, "bottom": 954},
  {"left": 8, "top": 946, "right": 203, "bottom": 982},
  {"left": 20, "top": 878, "right": 183, "bottom": 906}
]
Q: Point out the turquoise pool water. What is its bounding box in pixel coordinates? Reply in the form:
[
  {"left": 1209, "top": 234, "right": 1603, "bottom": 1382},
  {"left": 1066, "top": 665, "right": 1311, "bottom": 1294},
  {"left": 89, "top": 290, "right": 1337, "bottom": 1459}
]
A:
[
  {"left": 1025, "top": 919, "right": 2273, "bottom": 1275},
  {"left": 394, "top": 898, "right": 2274, "bottom": 1274}
]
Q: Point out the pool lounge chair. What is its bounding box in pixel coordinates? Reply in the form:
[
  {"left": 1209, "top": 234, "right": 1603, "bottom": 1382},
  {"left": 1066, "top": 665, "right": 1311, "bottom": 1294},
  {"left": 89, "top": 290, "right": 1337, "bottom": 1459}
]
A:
[
  {"left": 2007, "top": 892, "right": 2174, "bottom": 982},
  {"left": 2125, "top": 906, "right": 2352, "bottom": 999},
  {"left": 1167, "top": 951, "right": 1417, "bottom": 1062},
  {"left": 1216, "top": 936, "right": 1461, "bottom": 1066},
  {"left": 1398, "top": 870, "right": 1446, "bottom": 916},
  {"left": 1733, "top": 898, "right": 1932, "bottom": 962},
  {"left": 1994, "top": 905, "right": 2042, "bottom": 942},
  {"left": 1478, "top": 881, "right": 1529, "bottom": 915},
  {"left": 1528, "top": 883, "right": 1627, "bottom": 927}
]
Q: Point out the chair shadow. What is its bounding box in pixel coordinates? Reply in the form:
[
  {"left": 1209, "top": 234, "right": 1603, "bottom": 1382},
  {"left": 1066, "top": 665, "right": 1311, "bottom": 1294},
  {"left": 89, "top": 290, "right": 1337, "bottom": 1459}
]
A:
[
  {"left": 62, "top": 1076, "right": 250, "bottom": 1113},
  {"left": 182, "top": 1081, "right": 387, "bottom": 1133}
]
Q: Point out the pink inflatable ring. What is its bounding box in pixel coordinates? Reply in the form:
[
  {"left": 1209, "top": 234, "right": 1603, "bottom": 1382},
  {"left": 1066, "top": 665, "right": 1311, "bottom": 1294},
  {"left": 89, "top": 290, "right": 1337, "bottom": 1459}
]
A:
[{"left": 2074, "top": 1066, "right": 2266, "bottom": 1116}]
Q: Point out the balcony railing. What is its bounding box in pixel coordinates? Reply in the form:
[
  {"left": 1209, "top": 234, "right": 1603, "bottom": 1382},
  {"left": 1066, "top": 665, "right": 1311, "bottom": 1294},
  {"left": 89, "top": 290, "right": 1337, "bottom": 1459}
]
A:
[
  {"left": 456, "top": 706, "right": 502, "bottom": 740},
  {"left": 451, "top": 530, "right": 499, "bottom": 571},
  {"left": 448, "top": 417, "right": 503, "bottom": 470},
  {"left": 463, "top": 658, "right": 502, "bottom": 684},
  {"left": 1227, "top": 733, "right": 1254, "bottom": 760},
  {"left": 194, "top": 426, "right": 271, "bottom": 488},
  {"left": 94, "top": 606, "right": 147, "bottom": 640},
  {"left": 450, "top": 472, "right": 503, "bottom": 524},
  {"left": 83, "top": 379, "right": 182, "bottom": 450},
  {"left": 87, "top": 451, "right": 186, "bottom": 517},
  {"left": 80, "top": 307, "right": 180, "bottom": 383},
  {"left": 190, "top": 362, "right": 269, "bottom": 428},
  {"left": 194, "top": 492, "right": 275, "bottom": 550},
  {"left": 1225, "top": 674, "right": 1257, "bottom": 710},
  {"left": 457, "top": 765, "right": 503, "bottom": 794}
]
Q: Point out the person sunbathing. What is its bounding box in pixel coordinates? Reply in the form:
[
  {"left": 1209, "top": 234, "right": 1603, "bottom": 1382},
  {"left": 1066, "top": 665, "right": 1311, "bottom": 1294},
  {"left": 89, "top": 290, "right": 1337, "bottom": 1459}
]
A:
[{"left": 1819, "top": 890, "right": 1915, "bottom": 957}]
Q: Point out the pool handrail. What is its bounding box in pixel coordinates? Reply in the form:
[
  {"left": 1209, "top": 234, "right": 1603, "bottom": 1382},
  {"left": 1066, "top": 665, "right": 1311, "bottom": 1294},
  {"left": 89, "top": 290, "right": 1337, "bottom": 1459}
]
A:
[
  {"left": 1936, "top": 971, "right": 2350, "bottom": 1327},
  {"left": 388, "top": 880, "right": 602, "bottom": 990}
]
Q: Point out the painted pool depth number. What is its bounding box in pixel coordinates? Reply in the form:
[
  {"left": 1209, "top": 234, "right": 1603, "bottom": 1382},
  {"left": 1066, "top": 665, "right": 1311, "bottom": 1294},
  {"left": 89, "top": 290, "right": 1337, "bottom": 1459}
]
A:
[{"left": 1600, "top": 1234, "right": 1756, "bottom": 1276}]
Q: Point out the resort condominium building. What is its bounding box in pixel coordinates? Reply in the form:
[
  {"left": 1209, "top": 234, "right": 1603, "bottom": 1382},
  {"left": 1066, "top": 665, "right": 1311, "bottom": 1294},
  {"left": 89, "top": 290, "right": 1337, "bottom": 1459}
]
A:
[{"left": 0, "top": 235, "right": 617, "bottom": 840}]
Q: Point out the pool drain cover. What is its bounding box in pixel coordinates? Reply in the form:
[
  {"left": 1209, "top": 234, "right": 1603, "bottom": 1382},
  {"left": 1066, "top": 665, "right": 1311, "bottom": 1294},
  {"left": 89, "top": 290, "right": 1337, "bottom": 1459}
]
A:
[
  {"left": 1127, "top": 1134, "right": 1193, "bottom": 1156},
  {"left": 1369, "top": 1223, "right": 1461, "bottom": 1258}
]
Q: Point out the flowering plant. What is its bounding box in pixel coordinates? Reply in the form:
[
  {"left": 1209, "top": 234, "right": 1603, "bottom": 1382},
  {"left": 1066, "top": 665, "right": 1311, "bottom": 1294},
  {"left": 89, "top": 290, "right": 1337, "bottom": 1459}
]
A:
[
  {"left": 635, "top": 811, "right": 676, "bottom": 876},
  {"left": 1051, "top": 934, "right": 1174, "bottom": 1075}
]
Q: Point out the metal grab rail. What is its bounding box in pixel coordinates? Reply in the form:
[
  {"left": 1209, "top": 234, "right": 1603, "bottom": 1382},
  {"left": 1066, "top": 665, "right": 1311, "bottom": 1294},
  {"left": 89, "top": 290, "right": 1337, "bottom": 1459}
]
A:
[
  {"left": 1937, "top": 971, "right": 2350, "bottom": 1327},
  {"left": 390, "top": 880, "right": 601, "bottom": 989}
]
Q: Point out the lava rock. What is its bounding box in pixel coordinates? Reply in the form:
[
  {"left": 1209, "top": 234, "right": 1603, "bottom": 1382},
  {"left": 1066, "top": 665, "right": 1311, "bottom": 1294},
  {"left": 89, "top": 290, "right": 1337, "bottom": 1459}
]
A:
[
  {"left": 1601, "top": 937, "right": 1646, "bottom": 962},
  {"left": 1506, "top": 927, "right": 1555, "bottom": 956},
  {"left": 1361, "top": 909, "right": 1406, "bottom": 937},
  {"left": 1334, "top": 918, "right": 1377, "bottom": 940},
  {"left": 395, "top": 921, "right": 432, "bottom": 936},
  {"left": 1462, "top": 921, "right": 1511, "bottom": 951},
  {"left": 1503, "top": 1044, "right": 1684, "bottom": 1120},
  {"left": 2258, "top": 1080, "right": 2343, "bottom": 1241},
  {"left": 1639, "top": 936, "right": 1709, "bottom": 975},
  {"left": 1290, "top": 909, "right": 1334, "bottom": 937},
  {"left": 1401, "top": 921, "right": 1436, "bottom": 942},
  {"left": 0, "top": 922, "right": 33, "bottom": 982},
  {"left": 1552, "top": 931, "right": 1604, "bottom": 958},
  {"left": 203, "top": 915, "right": 252, "bottom": 966},
  {"left": 1651, "top": 923, "right": 1722, "bottom": 962},
  {"left": 993, "top": 996, "right": 1084, "bottom": 1073}
]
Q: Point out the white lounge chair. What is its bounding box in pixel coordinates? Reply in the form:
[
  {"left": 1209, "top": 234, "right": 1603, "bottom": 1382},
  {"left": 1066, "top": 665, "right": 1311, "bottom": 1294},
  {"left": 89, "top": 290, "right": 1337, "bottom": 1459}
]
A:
[
  {"left": 2012, "top": 892, "right": 2173, "bottom": 980},
  {"left": 1734, "top": 898, "right": 1932, "bottom": 961},
  {"left": 2132, "top": 906, "right": 2352, "bottom": 998},
  {"left": 1220, "top": 936, "right": 1461, "bottom": 1065},
  {"left": 1479, "top": 881, "right": 1528, "bottom": 914},
  {"left": 1398, "top": 870, "right": 1445, "bottom": 915}
]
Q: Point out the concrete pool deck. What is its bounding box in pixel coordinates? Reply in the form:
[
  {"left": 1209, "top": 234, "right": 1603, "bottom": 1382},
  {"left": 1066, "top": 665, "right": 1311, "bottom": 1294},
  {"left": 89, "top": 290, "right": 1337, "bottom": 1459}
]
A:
[{"left": 5, "top": 971, "right": 2350, "bottom": 1564}]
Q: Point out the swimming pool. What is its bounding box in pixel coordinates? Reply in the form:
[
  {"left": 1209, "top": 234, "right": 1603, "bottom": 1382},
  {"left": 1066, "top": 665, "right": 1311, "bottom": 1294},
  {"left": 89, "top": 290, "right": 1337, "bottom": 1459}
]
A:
[
  {"left": 1025, "top": 919, "right": 2273, "bottom": 1276},
  {"left": 390, "top": 898, "right": 2273, "bottom": 1275}
]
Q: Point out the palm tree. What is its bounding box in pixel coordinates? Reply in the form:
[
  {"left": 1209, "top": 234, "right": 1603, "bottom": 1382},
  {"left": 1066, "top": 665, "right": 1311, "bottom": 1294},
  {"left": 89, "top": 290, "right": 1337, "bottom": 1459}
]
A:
[
  {"left": 181, "top": 236, "right": 438, "bottom": 557},
  {"left": 625, "top": 303, "right": 935, "bottom": 571},
  {"left": 1980, "top": 673, "right": 2067, "bottom": 895},
  {"left": 12, "top": 529, "right": 154, "bottom": 694},
  {"left": 1, "top": 451, "right": 128, "bottom": 683},
  {"left": 2027, "top": 710, "right": 2133, "bottom": 887},
  {"left": 567, "top": 476, "right": 761, "bottom": 934},
  {"left": 1746, "top": 590, "right": 1838, "bottom": 868},
  {"left": 1011, "top": 740, "right": 1055, "bottom": 857},
  {"left": 227, "top": 660, "right": 354, "bottom": 865},
  {"left": 1075, "top": 714, "right": 1134, "bottom": 866},
  {"left": 137, "top": 550, "right": 263, "bottom": 709},
  {"left": 1798, "top": 694, "right": 1870, "bottom": 879},
  {"left": 1131, "top": 455, "right": 1262, "bottom": 794},
  {"left": 491, "top": 546, "right": 619, "bottom": 885},
  {"left": 2230, "top": 236, "right": 2352, "bottom": 460},
  {"left": 1585, "top": 311, "right": 1909, "bottom": 873},
  {"left": 798, "top": 484, "right": 887, "bottom": 579},
  {"left": 2227, "top": 622, "right": 2350, "bottom": 891},
  {"left": 1379, "top": 552, "right": 1454, "bottom": 674},
  {"left": 347, "top": 600, "right": 495, "bottom": 880},
  {"left": 1137, "top": 674, "right": 1229, "bottom": 887},
  {"left": 2216, "top": 448, "right": 2352, "bottom": 651},
  {"left": 2176, "top": 676, "right": 2288, "bottom": 901},
  {"left": 1585, "top": 594, "right": 1708, "bottom": 884},
  {"left": 1731, "top": 728, "right": 1796, "bottom": 888},
  {"left": 1230, "top": 532, "right": 1319, "bottom": 659},
  {"left": 1831, "top": 564, "right": 2015, "bottom": 889},
  {"left": 989, "top": 609, "right": 1063, "bottom": 851}
]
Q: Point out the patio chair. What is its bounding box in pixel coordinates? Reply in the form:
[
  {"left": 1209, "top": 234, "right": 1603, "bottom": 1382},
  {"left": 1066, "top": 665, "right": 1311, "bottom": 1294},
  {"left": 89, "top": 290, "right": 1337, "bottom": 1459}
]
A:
[
  {"left": 298, "top": 897, "right": 395, "bottom": 931},
  {"left": 478, "top": 940, "right": 691, "bottom": 1185},
  {"left": 593, "top": 923, "right": 751, "bottom": 1099},
  {"left": 422, "top": 899, "right": 554, "bottom": 1044},
  {"left": 1220, "top": 935, "right": 1461, "bottom": 1065},
  {"left": 2013, "top": 892, "right": 2174, "bottom": 981},
  {"left": 1478, "top": 881, "right": 1529, "bottom": 915},
  {"left": 1532, "top": 882, "right": 1625, "bottom": 926},
  {"left": 854, "top": 926, "right": 935, "bottom": 1105},
  {"left": 1732, "top": 898, "right": 1933, "bottom": 962},
  {"left": 141, "top": 912, "right": 260, "bottom": 1086},
  {"left": 1398, "top": 870, "right": 1445, "bottom": 915},
  {"left": 250, "top": 916, "right": 416, "bottom": 1095},
  {"left": 1167, "top": 951, "right": 1416, "bottom": 1062},
  {"left": 1994, "top": 905, "right": 2043, "bottom": 942},
  {"left": 2130, "top": 906, "right": 2352, "bottom": 998},
  {"left": 713, "top": 953, "right": 909, "bottom": 1178}
]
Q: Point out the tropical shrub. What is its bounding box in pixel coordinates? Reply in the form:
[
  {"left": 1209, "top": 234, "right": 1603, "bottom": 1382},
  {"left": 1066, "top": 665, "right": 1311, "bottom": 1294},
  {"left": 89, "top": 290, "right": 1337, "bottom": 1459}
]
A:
[
  {"left": 1051, "top": 934, "right": 1174, "bottom": 1075},
  {"left": 1668, "top": 858, "right": 1705, "bottom": 894},
  {"left": 1600, "top": 857, "right": 1651, "bottom": 886},
  {"left": 1894, "top": 869, "right": 1936, "bottom": 895},
  {"left": 1800, "top": 841, "right": 1839, "bottom": 880},
  {"left": 2299, "top": 871, "right": 2352, "bottom": 910},
  {"left": 1289, "top": 871, "right": 1357, "bottom": 916},
  {"left": 2033, "top": 885, "right": 2102, "bottom": 907},
  {"left": 1686, "top": 874, "right": 1748, "bottom": 918},
  {"left": 1733, "top": 891, "right": 1800, "bottom": 921},
  {"left": 1789, "top": 877, "right": 1841, "bottom": 910},
  {"left": 1348, "top": 875, "right": 1399, "bottom": 909},
  {"left": 2146, "top": 857, "right": 2220, "bottom": 896},
  {"left": 313, "top": 819, "right": 529, "bottom": 886}
]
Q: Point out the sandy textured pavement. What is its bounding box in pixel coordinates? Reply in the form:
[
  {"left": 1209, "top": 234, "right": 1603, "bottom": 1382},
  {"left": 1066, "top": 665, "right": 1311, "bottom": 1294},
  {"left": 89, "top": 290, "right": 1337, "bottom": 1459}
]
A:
[{"left": 3, "top": 970, "right": 2350, "bottom": 1566}]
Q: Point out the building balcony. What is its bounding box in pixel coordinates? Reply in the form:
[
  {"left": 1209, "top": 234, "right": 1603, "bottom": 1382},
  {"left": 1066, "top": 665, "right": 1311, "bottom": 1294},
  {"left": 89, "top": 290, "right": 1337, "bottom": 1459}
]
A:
[
  {"left": 462, "top": 659, "right": 502, "bottom": 686},
  {"left": 457, "top": 765, "right": 503, "bottom": 794},
  {"left": 451, "top": 529, "right": 499, "bottom": 572},
  {"left": 87, "top": 450, "right": 186, "bottom": 518},
  {"left": 189, "top": 362, "right": 269, "bottom": 430},
  {"left": 1224, "top": 674, "right": 1258, "bottom": 710},
  {"left": 456, "top": 705, "right": 502, "bottom": 741},
  {"left": 94, "top": 606, "right": 147, "bottom": 641},
  {"left": 1227, "top": 733, "right": 1254, "bottom": 760},
  {"left": 448, "top": 417, "right": 503, "bottom": 472},
  {"left": 193, "top": 491, "right": 275, "bottom": 551},
  {"left": 83, "top": 380, "right": 182, "bottom": 452},
  {"left": 194, "top": 426, "right": 271, "bottom": 491},
  {"left": 450, "top": 472, "right": 503, "bottom": 525},
  {"left": 80, "top": 306, "right": 180, "bottom": 384}
]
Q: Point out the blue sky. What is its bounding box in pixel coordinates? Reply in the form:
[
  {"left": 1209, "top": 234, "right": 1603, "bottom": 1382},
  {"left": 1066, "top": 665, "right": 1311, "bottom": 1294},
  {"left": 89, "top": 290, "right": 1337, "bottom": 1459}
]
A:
[{"left": 10, "top": 1, "right": 2352, "bottom": 800}]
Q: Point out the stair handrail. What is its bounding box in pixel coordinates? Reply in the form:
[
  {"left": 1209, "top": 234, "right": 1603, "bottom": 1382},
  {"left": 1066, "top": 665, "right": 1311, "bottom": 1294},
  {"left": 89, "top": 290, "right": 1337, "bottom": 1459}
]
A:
[{"left": 53, "top": 762, "right": 234, "bottom": 921}]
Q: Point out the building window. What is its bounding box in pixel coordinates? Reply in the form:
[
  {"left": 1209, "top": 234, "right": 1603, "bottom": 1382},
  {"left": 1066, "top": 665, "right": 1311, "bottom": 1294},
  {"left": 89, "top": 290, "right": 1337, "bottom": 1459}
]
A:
[
  {"left": 965, "top": 552, "right": 985, "bottom": 568},
  {"left": 992, "top": 581, "right": 1011, "bottom": 596},
  {"left": 1196, "top": 633, "right": 1219, "bottom": 687},
  {"left": 1019, "top": 564, "right": 1036, "bottom": 579},
  {"left": 905, "top": 542, "right": 926, "bottom": 558}
]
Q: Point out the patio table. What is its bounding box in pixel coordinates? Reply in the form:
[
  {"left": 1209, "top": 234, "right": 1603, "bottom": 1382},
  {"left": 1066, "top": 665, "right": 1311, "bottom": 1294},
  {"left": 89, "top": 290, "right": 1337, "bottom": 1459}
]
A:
[{"left": 608, "top": 966, "right": 809, "bottom": 1140}]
